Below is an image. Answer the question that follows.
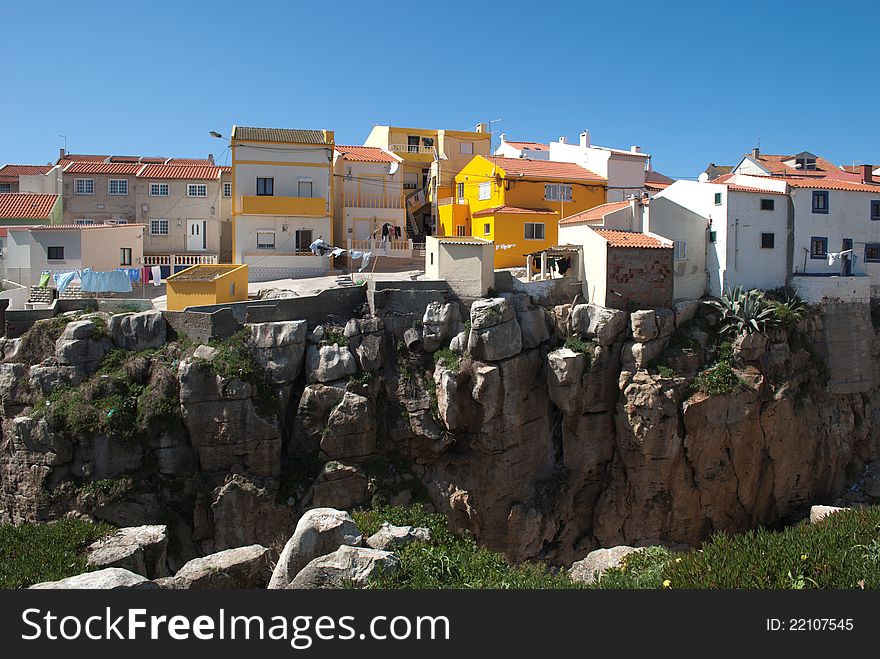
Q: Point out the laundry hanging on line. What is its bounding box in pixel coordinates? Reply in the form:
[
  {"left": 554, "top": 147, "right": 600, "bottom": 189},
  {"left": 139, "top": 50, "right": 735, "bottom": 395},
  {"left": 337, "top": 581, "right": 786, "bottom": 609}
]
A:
[
  {"left": 53, "top": 271, "right": 79, "bottom": 293},
  {"left": 37, "top": 271, "right": 51, "bottom": 288},
  {"left": 151, "top": 265, "right": 162, "bottom": 286},
  {"left": 827, "top": 249, "right": 853, "bottom": 266}
]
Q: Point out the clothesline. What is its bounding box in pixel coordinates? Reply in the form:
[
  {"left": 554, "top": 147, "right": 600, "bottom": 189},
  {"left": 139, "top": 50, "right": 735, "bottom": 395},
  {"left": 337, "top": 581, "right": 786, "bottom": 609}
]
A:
[
  {"left": 309, "top": 238, "right": 373, "bottom": 272},
  {"left": 45, "top": 266, "right": 165, "bottom": 294}
]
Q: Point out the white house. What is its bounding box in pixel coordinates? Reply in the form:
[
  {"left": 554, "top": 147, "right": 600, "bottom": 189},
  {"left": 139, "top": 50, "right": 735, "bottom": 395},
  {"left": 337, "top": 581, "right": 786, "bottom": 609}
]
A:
[
  {"left": 231, "top": 126, "right": 335, "bottom": 281},
  {"left": 495, "top": 136, "right": 551, "bottom": 160}
]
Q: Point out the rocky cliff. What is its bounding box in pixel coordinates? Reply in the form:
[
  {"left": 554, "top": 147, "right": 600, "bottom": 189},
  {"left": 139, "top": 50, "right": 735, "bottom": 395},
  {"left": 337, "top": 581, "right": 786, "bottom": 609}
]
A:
[{"left": 2, "top": 295, "right": 879, "bottom": 569}]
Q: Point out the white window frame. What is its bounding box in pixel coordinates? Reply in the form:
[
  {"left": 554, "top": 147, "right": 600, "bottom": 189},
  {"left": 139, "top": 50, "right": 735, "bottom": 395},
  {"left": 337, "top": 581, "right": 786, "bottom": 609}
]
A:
[
  {"left": 108, "top": 179, "right": 128, "bottom": 195},
  {"left": 456, "top": 182, "right": 465, "bottom": 201},
  {"left": 120, "top": 247, "right": 132, "bottom": 265},
  {"left": 257, "top": 231, "right": 276, "bottom": 249},
  {"left": 187, "top": 183, "right": 207, "bottom": 198},
  {"left": 150, "top": 219, "right": 169, "bottom": 235},
  {"left": 150, "top": 183, "right": 169, "bottom": 197},
  {"left": 560, "top": 184, "right": 573, "bottom": 202},
  {"left": 114, "top": 218, "right": 128, "bottom": 225},
  {"left": 223, "top": 182, "right": 232, "bottom": 197},
  {"left": 74, "top": 178, "right": 94, "bottom": 195},
  {"left": 297, "top": 178, "right": 313, "bottom": 198},
  {"left": 483, "top": 222, "right": 491, "bottom": 236},
  {"left": 478, "top": 181, "right": 491, "bottom": 201},
  {"left": 524, "top": 222, "right": 545, "bottom": 240},
  {"left": 75, "top": 219, "right": 95, "bottom": 226},
  {"left": 460, "top": 141, "right": 474, "bottom": 154},
  {"left": 455, "top": 225, "right": 467, "bottom": 237},
  {"left": 0, "top": 183, "right": 11, "bottom": 193},
  {"left": 673, "top": 240, "right": 687, "bottom": 260},
  {"left": 544, "top": 184, "right": 559, "bottom": 201}
]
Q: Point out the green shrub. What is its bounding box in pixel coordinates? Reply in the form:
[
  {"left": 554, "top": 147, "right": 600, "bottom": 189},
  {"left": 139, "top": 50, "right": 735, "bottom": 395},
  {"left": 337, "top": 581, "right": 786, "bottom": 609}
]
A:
[
  {"left": 692, "top": 360, "right": 747, "bottom": 396},
  {"left": 352, "top": 505, "right": 580, "bottom": 589},
  {"left": 320, "top": 325, "right": 349, "bottom": 347},
  {"left": 564, "top": 337, "right": 592, "bottom": 355},
  {"left": 348, "top": 371, "right": 374, "bottom": 386},
  {"left": 656, "top": 365, "right": 675, "bottom": 379},
  {"left": 767, "top": 294, "right": 807, "bottom": 330},
  {"left": 434, "top": 348, "right": 461, "bottom": 371},
  {"left": 9, "top": 316, "right": 70, "bottom": 366},
  {"left": 0, "top": 519, "right": 114, "bottom": 588},
  {"left": 210, "top": 329, "right": 259, "bottom": 381},
  {"left": 706, "top": 286, "right": 778, "bottom": 336}
]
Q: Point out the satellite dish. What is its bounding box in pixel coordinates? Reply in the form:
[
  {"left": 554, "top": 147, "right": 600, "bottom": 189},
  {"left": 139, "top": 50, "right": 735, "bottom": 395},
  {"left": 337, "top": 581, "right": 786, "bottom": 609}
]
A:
[
  {"left": 388, "top": 162, "right": 399, "bottom": 176},
  {"left": 698, "top": 172, "right": 709, "bottom": 183}
]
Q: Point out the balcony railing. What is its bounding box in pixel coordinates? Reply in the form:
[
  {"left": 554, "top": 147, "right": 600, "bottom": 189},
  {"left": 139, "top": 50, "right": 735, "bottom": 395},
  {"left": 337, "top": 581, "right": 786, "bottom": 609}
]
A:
[
  {"left": 343, "top": 191, "right": 405, "bottom": 209},
  {"left": 143, "top": 253, "right": 219, "bottom": 266},
  {"left": 348, "top": 238, "right": 414, "bottom": 259},
  {"left": 388, "top": 144, "right": 436, "bottom": 156}
]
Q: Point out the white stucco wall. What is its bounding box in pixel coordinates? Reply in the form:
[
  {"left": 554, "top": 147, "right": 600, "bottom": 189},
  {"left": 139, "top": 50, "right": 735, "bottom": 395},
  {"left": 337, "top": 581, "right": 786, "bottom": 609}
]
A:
[
  {"left": 722, "top": 190, "right": 789, "bottom": 292},
  {"left": 558, "top": 223, "right": 608, "bottom": 304},
  {"left": 19, "top": 166, "right": 63, "bottom": 194},
  {"left": 792, "top": 274, "right": 872, "bottom": 304},
  {"left": 425, "top": 237, "right": 493, "bottom": 298}
]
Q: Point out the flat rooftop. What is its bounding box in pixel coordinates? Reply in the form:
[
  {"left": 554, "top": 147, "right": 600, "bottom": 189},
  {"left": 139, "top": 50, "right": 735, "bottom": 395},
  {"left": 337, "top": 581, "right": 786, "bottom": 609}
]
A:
[{"left": 168, "top": 264, "right": 243, "bottom": 282}]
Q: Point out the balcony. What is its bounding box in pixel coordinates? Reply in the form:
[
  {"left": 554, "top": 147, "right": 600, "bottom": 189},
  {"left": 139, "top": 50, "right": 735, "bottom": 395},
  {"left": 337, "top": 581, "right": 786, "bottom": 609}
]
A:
[
  {"left": 240, "top": 195, "right": 327, "bottom": 216},
  {"left": 343, "top": 191, "right": 405, "bottom": 209},
  {"left": 387, "top": 144, "right": 436, "bottom": 162}
]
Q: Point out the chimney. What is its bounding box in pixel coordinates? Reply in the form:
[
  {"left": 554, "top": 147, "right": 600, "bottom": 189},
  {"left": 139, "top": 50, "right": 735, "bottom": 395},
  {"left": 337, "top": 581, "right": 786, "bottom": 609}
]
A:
[
  {"left": 580, "top": 130, "right": 590, "bottom": 148},
  {"left": 475, "top": 122, "right": 488, "bottom": 133},
  {"left": 208, "top": 153, "right": 214, "bottom": 164},
  {"left": 499, "top": 133, "right": 506, "bottom": 144},
  {"left": 59, "top": 147, "right": 66, "bottom": 160},
  {"left": 559, "top": 136, "right": 567, "bottom": 145},
  {"left": 629, "top": 194, "right": 638, "bottom": 229},
  {"left": 630, "top": 145, "right": 641, "bottom": 153},
  {"left": 862, "top": 164, "right": 873, "bottom": 184},
  {"left": 752, "top": 147, "right": 760, "bottom": 159}
]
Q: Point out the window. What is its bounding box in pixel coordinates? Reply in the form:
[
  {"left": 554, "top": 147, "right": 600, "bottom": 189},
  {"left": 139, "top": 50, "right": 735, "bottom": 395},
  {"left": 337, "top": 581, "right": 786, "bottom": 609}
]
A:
[
  {"left": 120, "top": 247, "right": 132, "bottom": 265},
  {"left": 543, "top": 184, "right": 573, "bottom": 202},
  {"left": 108, "top": 179, "right": 128, "bottom": 195},
  {"left": 524, "top": 222, "right": 545, "bottom": 240},
  {"left": 47, "top": 246, "right": 64, "bottom": 260},
  {"left": 561, "top": 185, "right": 573, "bottom": 202},
  {"left": 150, "top": 219, "right": 169, "bottom": 235},
  {"left": 223, "top": 182, "right": 232, "bottom": 198},
  {"left": 866, "top": 243, "right": 880, "bottom": 262},
  {"left": 407, "top": 136, "right": 420, "bottom": 152},
  {"left": 256, "top": 177, "right": 274, "bottom": 196},
  {"left": 483, "top": 223, "right": 491, "bottom": 236},
  {"left": 114, "top": 218, "right": 128, "bottom": 225},
  {"left": 871, "top": 200, "right": 880, "bottom": 221},
  {"left": 455, "top": 225, "right": 467, "bottom": 237},
  {"left": 761, "top": 232, "right": 775, "bottom": 249},
  {"left": 709, "top": 230, "right": 717, "bottom": 243},
  {"left": 673, "top": 240, "right": 687, "bottom": 260},
  {"left": 430, "top": 252, "right": 434, "bottom": 265},
  {"left": 0, "top": 183, "right": 11, "bottom": 193},
  {"left": 150, "top": 183, "right": 169, "bottom": 196},
  {"left": 456, "top": 182, "right": 465, "bottom": 200},
  {"left": 714, "top": 192, "right": 722, "bottom": 205},
  {"left": 75, "top": 219, "right": 94, "bottom": 226},
  {"left": 229, "top": 282, "right": 236, "bottom": 296},
  {"left": 478, "top": 181, "right": 491, "bottom": 200},
  {"left": 810, "top": 236, "right": 828, "bottom": 259},
  {"left": 74, "top": 178, "right": 94, "bottom": 195},
  {"left": 257, "top": 231, "right": 275, "bottom": 249},
  {"left": 812, "top": 190, "right": 829, "bottom": 213},
  {"left": 295, "top": 229, "right": 313, "bottom": 251},
  {"left": 297, "top": 179, "right": 313, "bottom": 198},
  {"left": 460, "top": 142, "right": 474, "bottom": 154},
  {"left": 796, "top": 156, "right": 817, "bottom": 171},
  {"left": 761, "top": 198, "right": 775, "bottom": 211},
  {"left": 187, "top": 183, "right": 207, "bottom": 197}
]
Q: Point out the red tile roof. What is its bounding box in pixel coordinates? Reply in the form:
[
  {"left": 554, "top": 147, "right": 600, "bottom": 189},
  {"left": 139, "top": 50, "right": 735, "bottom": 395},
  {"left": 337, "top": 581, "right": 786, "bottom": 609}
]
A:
[
  {"left": 0, "top": 193, "right": 59, "bottom": 220},
  {"left": 558, "top": 200, "right": 631, "bottom": 225},
  {"left": 645, "top": 181, "right": 671, "bottom": 191},
  {"left": 488, "top": 156, "right": 605, "bottom": 182},
  {"left": 336, "top": 145, "right": 399, "bottom": 163},
  {"left": 0, "top": 164, "right": 54, "bottom": 177},
  {"left": 23, "top": 223, "right": 145, "bottom": 231},
  {"left": 472, "top": 205, "right": 559, "bottom": 217},
  {"left": 740, "top": 152, "right": 859, "bottom": 180},
  {"left": 505, "top": 140, "right": 550, "bottom": 151},
  {"left": 220, "top": 166, "right": 232, "bottom": 173},
  {"left": 166, "top": 158, "right": 215, "bottom": 166},
  {"left": 57, "top": 154, "right": 108, "bottom": 165},
  {"left": 593, "top": 228, "right": 670, "bottom": 249},
  {"left": 62, "top": 162, "right": 143, "bottom": 175},
  {"left": 137, "top": 165, "right": 223, "bottom": 180},
  {"left": 787, "top": 178, "right": 880, "bottom": 193}
]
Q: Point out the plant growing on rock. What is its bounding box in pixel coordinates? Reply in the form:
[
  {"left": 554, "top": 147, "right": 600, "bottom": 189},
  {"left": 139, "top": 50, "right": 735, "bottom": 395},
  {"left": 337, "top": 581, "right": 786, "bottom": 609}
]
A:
[
  {"left": 706, "top": 286, "right": 778, "bottom": 336},
  {"left": 767, "top": 292, "right": 807, "bottom": 330},
  {"left": 434, "top": 348, "right": 461, "bottom": 371}
]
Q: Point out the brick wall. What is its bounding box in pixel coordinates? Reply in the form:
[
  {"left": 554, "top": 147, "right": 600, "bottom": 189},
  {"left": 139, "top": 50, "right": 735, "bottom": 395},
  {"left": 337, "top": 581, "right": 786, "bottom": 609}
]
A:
[{"left": 605, "top": 246, "right": 673, "bottom": 310}]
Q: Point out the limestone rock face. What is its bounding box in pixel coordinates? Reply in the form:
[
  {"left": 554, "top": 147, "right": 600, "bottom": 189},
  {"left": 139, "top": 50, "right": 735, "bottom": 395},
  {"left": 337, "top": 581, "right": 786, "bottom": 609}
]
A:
[
  {"left": 206, "top": 475, "right": 293, "bottom": 554},
  {"left": 30, "top": 567, "right": 153, "bottom": 590},
  {"left": 422, "top": 301, "right": 464, "bottom": 352},
  {"left": 306, "top": 344, "right": 357, "bottom": 383},
  {"left": 470, "top": 297, "right": 515, "bottom": 330},
  {"left": 320, "top": 391, "right": 377, "bottom": 461},
  {"left": 87, "top": 524, "right": 169, "bottom": 578},
  {"left": 287, "top": 545, "right": 399, "bottom": 589},
  {"left": 673, "top": 299, "right": 700, "bottom": 327},
  {"left": 366, "top": 523, "right": 431, "bottom": 551},
  {"left": 109, "top": 311, "right": 167, "bottom": 352},
  {"left": 569, "top": 546, "right": 641, "bottom": 584},
  {"left": 733, "top": 332, "right": 768, "bottom": 362},
  {"left": 449, "top": 330, "right": 469, "bottom": 353},
  {"left": 630, "top": 310, "right": 658, "bottom": 342},
  {"left": 621, "top": 337, "right": 669, "bottom": 371},
  {"left": 162, "top": 545, "right": 273, "bottom": 589},
  {"left": 571, "top": 304, "right": 627, "bottom": 345},
  {"left": 309, "top": 463, "right": 369, "bottom": 510},
  {"left": 268, "top": 508, "right": 364, "bottom": 589},
  {"left": 247, "top": 320, "right": 307, "bottom": 383},
  {"left": 655, "top": 309, "right": 675, "bottom": 338},
  {"left": 55, "top": 320, "right": 112, "bottom": 373},
  {"left": 467, "top": 300, "right": 522, "bottom": 362},
  {"left": 518, "top": 308, "right": 551, "bottom": 349}
]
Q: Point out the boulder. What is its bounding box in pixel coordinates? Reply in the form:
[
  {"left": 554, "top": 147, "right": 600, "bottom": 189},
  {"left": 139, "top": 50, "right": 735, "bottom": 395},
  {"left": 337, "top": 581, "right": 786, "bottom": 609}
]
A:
[
  {"left": 467, "top": 318, "right": 522, "bottom": 362},
  {"left": 471, "top": 362, "right": 503, "bottom": 421},
  {"left": 449, "top": 330, "right": 468, "bottom": 353},
  {"left": 570, "top": 304, "right": 627, "bottom": 345},
  {"left": 86, "top": 524, "right": 169, "bottom": 578},
  {"left": 163, "top": 545, "right": 273, "bottom": 589},
  {"left": 422, "top": 301, "right": 464, "bottom": 352},
  {"left": 320, "top": 391, "right": 377, "bottom": 461},
  {"left": 569, "top": 546, "right": 642, "bottom": 585},
  {"left": 55, "top": 320, "right": 112, "bottom": 372},
  {"left": 309, "top": 463, "right": 369, "bottom": 510},
  {"left": 306, "top": 344, "right": 357, "bottom": 384},
  {"left": 469, "top": 297, "right": 515, "bottom": 330},
  {"left": 518, "top": 308, "right": 550, "bottom": 349},
  {"left": 630, "top": 310, "right": 658, "bottom": 342},
  {"left": 655, "top": 309, "right": 675, "bottom": 338},
  {"left": 108, "top": 310, "right": 167, "bottom": 351},
  {"left": 193, "top": 344, "right": 219, "bottom": 361},
  {"left": 809, "top": 505, "right": 846, "bottom": 524},
  {"left": 247, "top": 320, "right": 307, "bottom": 384},
  {"left": 621, "top": 337, "right": 669, "bottom": 371},
  {"left": 673, "top": 299, "right": 701, "bottom": 327},
  {"left": 287, "top": 545, "right": 399, "bottom": 589},
  {"left": 30, "top": 567, "right": 154, "bottom": 590},
  {"left": 268, "top": 508, "right": 364, "bottom": 589},
  {"left": 59, "top": 319, "right": 95, "bottom": 341},
  {"left": 354, "top": 333, "right": 383, "bottom": 371},
  {"left": 733, "top": 332, "right": 768, "bottom": 362},
  {"left": 366, "top": 523, "right": 431, "bottom": 551}
]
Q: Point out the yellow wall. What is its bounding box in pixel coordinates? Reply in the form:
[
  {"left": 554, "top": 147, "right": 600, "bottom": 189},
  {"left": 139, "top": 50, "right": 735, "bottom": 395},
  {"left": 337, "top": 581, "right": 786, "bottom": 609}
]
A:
[
  {"left": 444, "top": 155, "right": 606, "bottom": 267},
  {"left": 166, "top": 265, "right": 248, "bottom": 311}
]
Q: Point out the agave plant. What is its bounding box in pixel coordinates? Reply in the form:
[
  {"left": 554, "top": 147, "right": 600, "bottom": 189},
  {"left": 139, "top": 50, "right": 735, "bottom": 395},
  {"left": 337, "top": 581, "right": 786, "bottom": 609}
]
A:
[{"left": 706, "top": 286, "right": 779, "bottom": 336}]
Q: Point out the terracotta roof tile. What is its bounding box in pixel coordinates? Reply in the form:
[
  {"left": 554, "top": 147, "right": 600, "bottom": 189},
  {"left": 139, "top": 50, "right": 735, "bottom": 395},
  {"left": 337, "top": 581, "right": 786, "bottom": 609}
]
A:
[
  {"left": 787, "top": 178, "right": 880, "bottom": 192},
  {"left": 472, "top": 205, "right": 559, "bottom": 217},
  {"left": 56, "top": 154, "right": 108, "bottom": 165},
  {"left": 0, "top": 193, "right": 59, "bottom": 219},
  {"left": 232, "top": 126, "right": 330, "bottom": 144},
  {"left": 62, "top": 162, "right": 143, "bottom": 175},
  {"left": 137, "top": 165, "right": 223, "bottom": 180},
  {"left": 165, "top": 158, "right": 215, "bottom": 166},
  {"left": 741, "top": 152, "right": 861, "bottom": 181},
  {"left": 23, "top": 223, "right": 145, "bottom": 231},
  {"left": 487, "top": 156, "right": 605, "bottom": 182},
  {"left": 558, "top": 200, "right": 630, "bottom": 225},
  {"left": 593, "top": 228, "right": 670, "bottom": 249},
  {"left": 0, "top": 164, "right": 54, "bottom": 178},
  {"left": 505, "top": 141, "right": 550, "bottom": 151},
  {"left": 335, "top": 145, "right": 399, "bottom": 163}
]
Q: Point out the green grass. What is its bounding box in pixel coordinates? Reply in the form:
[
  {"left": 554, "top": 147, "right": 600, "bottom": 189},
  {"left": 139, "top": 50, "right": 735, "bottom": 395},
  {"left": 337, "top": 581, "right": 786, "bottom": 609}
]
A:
[{"left": 0, "top": 519, "right": 115, "bottom": 588}]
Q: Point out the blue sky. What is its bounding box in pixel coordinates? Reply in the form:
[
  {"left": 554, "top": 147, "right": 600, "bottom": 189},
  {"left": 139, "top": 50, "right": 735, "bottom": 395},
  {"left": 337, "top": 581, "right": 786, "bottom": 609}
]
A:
[{"left": 1, "top": 0, "right": 876, "bottom": 178}]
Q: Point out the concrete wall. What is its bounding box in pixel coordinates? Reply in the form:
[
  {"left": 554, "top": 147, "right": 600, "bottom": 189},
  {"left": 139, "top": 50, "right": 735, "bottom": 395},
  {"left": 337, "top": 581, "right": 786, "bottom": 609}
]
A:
[
  {"left": 493, "top": 270, "right": 581, "bottom": 307},
  {"left": 7, "top": 228, "right": 82, "bottom": 286},
  {"left": 62, "top": 173, "right": 137, "bottom": 223},
  {"left": 425, "top": 237, "right": 493, "bottom": 298},
  {"left": 792, "top": 274, "right": 872, "bottom": 304},
  {"left": 605, "top": 246, "right": 674, "bottom": 310},
  {"left": 136, "top": 178, "right": 223, "bottom": 256},
  {"left": 558, "top": 223, "right": 608, "bottom": 304},
  {"left": 163, "top": 307, "right": 242, "bottom": 343},
  {"left": 80, "top": 226, "right": 145, "bottom": 271},
  {"left": 240, "top": 249, "right": 329, "bottom": 282},
  {"left": 724, "top": 190, "right": 789, "bottom": 292},
  {"left": 0, "top": 280, "right": 29, "bottom": 310},
  {"left": 19, "top": 167, "right": 63, "bottom": 194}
]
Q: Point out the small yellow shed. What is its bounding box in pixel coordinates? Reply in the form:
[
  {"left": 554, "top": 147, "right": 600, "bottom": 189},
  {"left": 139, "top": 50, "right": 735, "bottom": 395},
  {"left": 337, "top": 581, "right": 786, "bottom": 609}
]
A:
[{"left": 165, "top": 263, "right": 248, "bottom": 311}]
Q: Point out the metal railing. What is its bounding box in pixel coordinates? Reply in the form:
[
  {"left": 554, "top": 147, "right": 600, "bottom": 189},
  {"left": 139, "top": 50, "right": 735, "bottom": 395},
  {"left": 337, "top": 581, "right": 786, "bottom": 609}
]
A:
[{"left": 343, "top": 191, "right": 405, "bottom": 209}]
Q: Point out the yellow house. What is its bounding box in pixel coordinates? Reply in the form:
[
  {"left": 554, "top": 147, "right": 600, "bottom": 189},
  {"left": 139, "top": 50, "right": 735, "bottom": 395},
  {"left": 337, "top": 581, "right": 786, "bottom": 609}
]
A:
[
  {"left": 439, "top": 156, "right": 606, "bottom": 268},
  {"left": 166, "top": 263, "right": 248, "bottom": 311}
]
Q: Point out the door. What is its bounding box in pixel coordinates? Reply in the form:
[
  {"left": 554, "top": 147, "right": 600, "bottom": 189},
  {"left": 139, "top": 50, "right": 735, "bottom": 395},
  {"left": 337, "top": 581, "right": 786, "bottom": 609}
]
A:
[
  {"left": 842, "top": 238, "right": 853, "bottom": 276},
  {"left": 187, "top": 220, "right": 206, "bottom": 251},
  {"left": 353, "top": 219, "right": 372, "bottom": 242}
]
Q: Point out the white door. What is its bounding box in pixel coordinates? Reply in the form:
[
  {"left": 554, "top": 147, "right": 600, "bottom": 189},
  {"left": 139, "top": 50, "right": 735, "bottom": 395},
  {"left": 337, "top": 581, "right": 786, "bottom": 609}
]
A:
[
  {"left": 187, "top": 220, "right": 206, "bottom": 251},
  {"left": 353, "top": 219, "right": 372, "bottom": 241}
]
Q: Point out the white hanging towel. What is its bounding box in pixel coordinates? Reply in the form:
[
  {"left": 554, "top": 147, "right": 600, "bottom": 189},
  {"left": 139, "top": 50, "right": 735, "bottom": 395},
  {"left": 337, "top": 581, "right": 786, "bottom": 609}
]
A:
[
  {"left": 827, "top": 249, "right": 853, "bottom": 266},
  {"left": 151, "top": 265, "right": 162, "bottom": 286},
  {"left": 359, "top": 251, "right": 373, "bottom": 272}
]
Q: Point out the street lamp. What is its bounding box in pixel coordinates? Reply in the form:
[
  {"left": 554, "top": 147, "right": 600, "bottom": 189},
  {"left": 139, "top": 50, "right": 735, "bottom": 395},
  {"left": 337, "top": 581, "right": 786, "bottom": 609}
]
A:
[{"left": 209, "top": 131, "right": 223, "bottom": 139}]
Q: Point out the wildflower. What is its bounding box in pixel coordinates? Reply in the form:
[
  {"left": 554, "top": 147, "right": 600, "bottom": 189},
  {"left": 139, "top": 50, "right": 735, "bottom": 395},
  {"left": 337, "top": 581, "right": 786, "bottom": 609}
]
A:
[
  {"left": 675, "top": 557, "right": 682, "bottom": 563},
  {"left": 662, "top": 579, "right": 671, "bottom": 588},
  {"left": 801, "top": 554, "right": 807, "bottom": 561}
]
